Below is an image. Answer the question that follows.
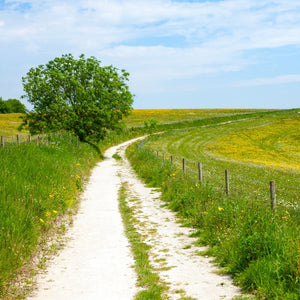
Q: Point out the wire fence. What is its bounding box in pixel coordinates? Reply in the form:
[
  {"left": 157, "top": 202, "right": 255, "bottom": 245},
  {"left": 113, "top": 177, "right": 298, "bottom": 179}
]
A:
[
  {"left": 0, "top": 134, "right": 48, "bottom": 147},
  {"left": 141, "top": 146, "right": 300, "bottom": 211}
]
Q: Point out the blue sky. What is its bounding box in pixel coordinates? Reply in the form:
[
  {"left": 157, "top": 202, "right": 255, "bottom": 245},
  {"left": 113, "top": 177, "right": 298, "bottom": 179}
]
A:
[{"left": 1, "top": 0, "right": 300, "bottom": 109}]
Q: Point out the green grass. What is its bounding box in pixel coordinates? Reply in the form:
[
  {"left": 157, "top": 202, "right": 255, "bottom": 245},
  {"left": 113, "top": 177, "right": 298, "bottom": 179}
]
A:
[
  {"left": 0, "top": 108, "right": 298, "bottom": 298},
  {"left": 118, "top": 183, "right": 167, "bottom": 300},
  {"left": 0, "top": 132, "right": 99, "bottom": 297},
  {"left": 143, "top": 109, "right": 300, "bottom": 211},
  {"left": 123, "top": 109, "right": 271, "bottom": 127},
  {"left": 126, "top": 109, "right": 300, "bottom": 299}
]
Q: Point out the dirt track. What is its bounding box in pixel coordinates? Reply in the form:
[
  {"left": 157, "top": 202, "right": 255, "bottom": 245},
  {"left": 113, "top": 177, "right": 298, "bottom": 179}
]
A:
[{"left": 28, "top": 138, "right": 241, "bottom": 299}]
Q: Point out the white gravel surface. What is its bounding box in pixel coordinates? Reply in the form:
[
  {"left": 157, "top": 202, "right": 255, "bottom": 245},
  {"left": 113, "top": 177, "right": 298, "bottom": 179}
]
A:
[
  {"left": 28, "top": 137, "right": 242, "bottom": 300},
  {"left": 28, "top": 139, "right": 141, "bottom": 300}
]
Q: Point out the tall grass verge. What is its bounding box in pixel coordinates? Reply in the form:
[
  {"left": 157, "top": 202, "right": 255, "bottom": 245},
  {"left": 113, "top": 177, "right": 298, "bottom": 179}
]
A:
[
  {"left": 126, "top": 145, "right": 300, "bottom": 299},
  {"left": 0, "top": 132, "right": 99, "bottom": 297}
]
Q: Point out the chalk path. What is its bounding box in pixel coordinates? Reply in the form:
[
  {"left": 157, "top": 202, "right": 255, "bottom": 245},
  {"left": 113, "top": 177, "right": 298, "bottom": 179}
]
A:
[
  {"left": 28, "top": 139, "right": 141, "bottom": 300},
  {"left": 28, "top": 137, "right": 242, "bottom": 299}
]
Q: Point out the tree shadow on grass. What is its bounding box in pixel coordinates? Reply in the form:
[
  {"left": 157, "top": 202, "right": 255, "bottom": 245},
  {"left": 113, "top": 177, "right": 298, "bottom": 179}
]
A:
[{"left": 84, "top": 140, "right": 104, "bottom": 160}]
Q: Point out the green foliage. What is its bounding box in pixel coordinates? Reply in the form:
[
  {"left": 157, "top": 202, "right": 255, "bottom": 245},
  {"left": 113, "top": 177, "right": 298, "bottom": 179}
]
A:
[
  {"left": 143, "top": 118, "right": 158, "bottom": 133},
  {"left": 126, "top": 145, "right": 300, "bottom": 299},
  {"left": 6, "top": 99, "right": 27, "bottom": 113},
  {"left": 21, "top": 54, "right": 134, "bottom": 142},
  {"left": 0, "top": 98, "right": 9, "bottom": 113},
  {"left": 0, "top": 98, "right": 26, "bottom": 114},
  {"left": 0, "top": 132, "right": 98, "bottom": 297}
]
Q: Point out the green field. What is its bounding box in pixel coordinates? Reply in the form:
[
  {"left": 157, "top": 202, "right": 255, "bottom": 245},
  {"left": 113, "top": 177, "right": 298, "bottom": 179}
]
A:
[
  {"left": 1, "top": 109, "right": 299, "bottom": 298},
  {"left": 123, "top": 108, "right": 270, "bottom": 127},
  {"left": 126, "top": 108, "right": 300, "bottom": 299},
  {"left": 143, "top": 109, "right": 300, "bottom": 209}
]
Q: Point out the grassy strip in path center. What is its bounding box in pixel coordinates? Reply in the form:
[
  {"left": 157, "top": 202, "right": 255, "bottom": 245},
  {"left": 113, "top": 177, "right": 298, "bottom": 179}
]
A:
[{"left": 118, "top": 182, "right": 167, "bottom": 300}]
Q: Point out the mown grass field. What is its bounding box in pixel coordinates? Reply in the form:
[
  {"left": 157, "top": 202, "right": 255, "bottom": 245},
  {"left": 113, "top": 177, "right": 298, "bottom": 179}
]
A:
[
  {"left": 143, "top": 109, "right": 300, "bottom": 209},
  {"left": 123, "top": 108, "right": 269, "bottom": 127},
  {"left": 127, "top": 108, "right": 300, "bottom": 299}
]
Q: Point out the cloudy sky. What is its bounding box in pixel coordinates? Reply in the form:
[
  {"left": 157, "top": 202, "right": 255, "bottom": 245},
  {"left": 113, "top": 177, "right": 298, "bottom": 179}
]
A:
[{"left": 1, "top": 0, "right": 300, "bottom": 109}]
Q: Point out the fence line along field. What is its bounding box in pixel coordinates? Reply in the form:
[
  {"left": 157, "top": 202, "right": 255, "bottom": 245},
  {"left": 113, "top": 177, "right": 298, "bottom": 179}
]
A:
[
  {"left": 143, "top": 109, "right": 300, "bottom": 209},
  {"left": 127, "top": 108, "right": 300, "bottom": 299}
]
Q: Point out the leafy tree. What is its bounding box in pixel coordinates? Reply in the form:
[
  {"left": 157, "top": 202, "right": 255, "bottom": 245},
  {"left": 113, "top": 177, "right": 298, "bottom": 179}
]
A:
[
  {"left": 0, "top": 97, "right": 9, "bottom": 113},
  {"left": 0, "top": 97, "right": 26, "bottom": 113},
  {"left": 20, "top": 54, "right": 134, "bottom": 142},
  {"left": 6, "top": 99, "right": 27, "bottom": 113}
]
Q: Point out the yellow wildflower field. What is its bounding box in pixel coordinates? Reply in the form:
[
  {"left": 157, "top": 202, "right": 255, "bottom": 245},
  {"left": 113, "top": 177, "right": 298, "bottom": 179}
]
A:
[
  {"left": 205, "top": 118, "right": 300, "bottom": 172},
  {"left": 142, "top": 109, "right": 299, "bottom": 205},
  {"left": 124, "top": 108, "right": 265, "bottom": 127},
  {"left": 0, "top": 113, "right": 27, "bottom": 136},
  {"left": 1, "top": 110, "right": 262, "bottom": 135}
]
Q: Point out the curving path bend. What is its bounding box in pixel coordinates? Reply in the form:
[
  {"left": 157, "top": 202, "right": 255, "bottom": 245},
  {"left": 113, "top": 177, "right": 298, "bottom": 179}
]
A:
[{"left": 28, "top": 137, "right": 242, "bottom": 300}]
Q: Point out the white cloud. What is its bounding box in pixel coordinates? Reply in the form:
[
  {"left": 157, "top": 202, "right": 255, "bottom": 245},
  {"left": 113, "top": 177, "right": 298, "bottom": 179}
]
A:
[
  {"left": 1, "top": 0, "right": 300, "bottom": 53},
  {"left": 233, "top": 74, "right": 300, "bottom": 87}
]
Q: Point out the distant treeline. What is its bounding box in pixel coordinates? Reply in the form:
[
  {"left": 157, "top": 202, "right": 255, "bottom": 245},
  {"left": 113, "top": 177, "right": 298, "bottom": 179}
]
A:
[{"left": 0, "top": 97, "right": 27, "bottom": 113}]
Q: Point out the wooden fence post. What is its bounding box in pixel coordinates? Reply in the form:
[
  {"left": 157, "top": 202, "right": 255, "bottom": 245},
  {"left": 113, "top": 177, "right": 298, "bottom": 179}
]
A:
[
  {"left": 270, "top": 181, "right": 276, "bottom": 211},
  {"left": 36, "top": 136, "right": 40, "bottom": 146},
  {"left": 198, "top": 163, "right": 202, "bottom": 182},
  {"left": 225, "top": 169, "right": 229, "bottom": 195},
  {"left": 17, "top": 134, "right": 20, "bottom": 145},
  {"left": 183, "top": 158, "right": 186, "bottom": 174},
  {"left": 1, "top": 136, "right": 4, "bottom": 148}
]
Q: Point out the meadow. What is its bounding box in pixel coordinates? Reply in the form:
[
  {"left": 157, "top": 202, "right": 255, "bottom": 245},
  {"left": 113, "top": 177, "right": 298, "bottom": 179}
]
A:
[
  {"left": 127, "top": 108, "right": 300, "bottom": 299},
  {"left": 0, "top": 114, "right": 27, "bottom": 136},
  {"left": 0, "top": 109, "right": 299, "bottom": 299},
  {"left": 143, "top": 109, "right": 300, "bottom": 209},
  {"left": 123, "top": 108, "right": 269, "bottom": 127}
]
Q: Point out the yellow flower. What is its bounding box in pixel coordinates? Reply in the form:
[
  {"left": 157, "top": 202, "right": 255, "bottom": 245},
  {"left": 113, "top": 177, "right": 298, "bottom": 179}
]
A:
[
  {"left": 53, "top": 210, "right": 58, "bottom": 214},
  {"left": 76, "top": 163, "right": 80, "bottom": 166},
  {"left": 45, "top": 211, "right": 51, "bottom": 217},
  {"left": 40, "top": 218, "right": 44, "bottom": 223},
  {"left": 49, "top": 194, "right": 53, "bottom": 198},
  {"left": 218, "top": 207, "right": 224, "bottom": 211}
]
